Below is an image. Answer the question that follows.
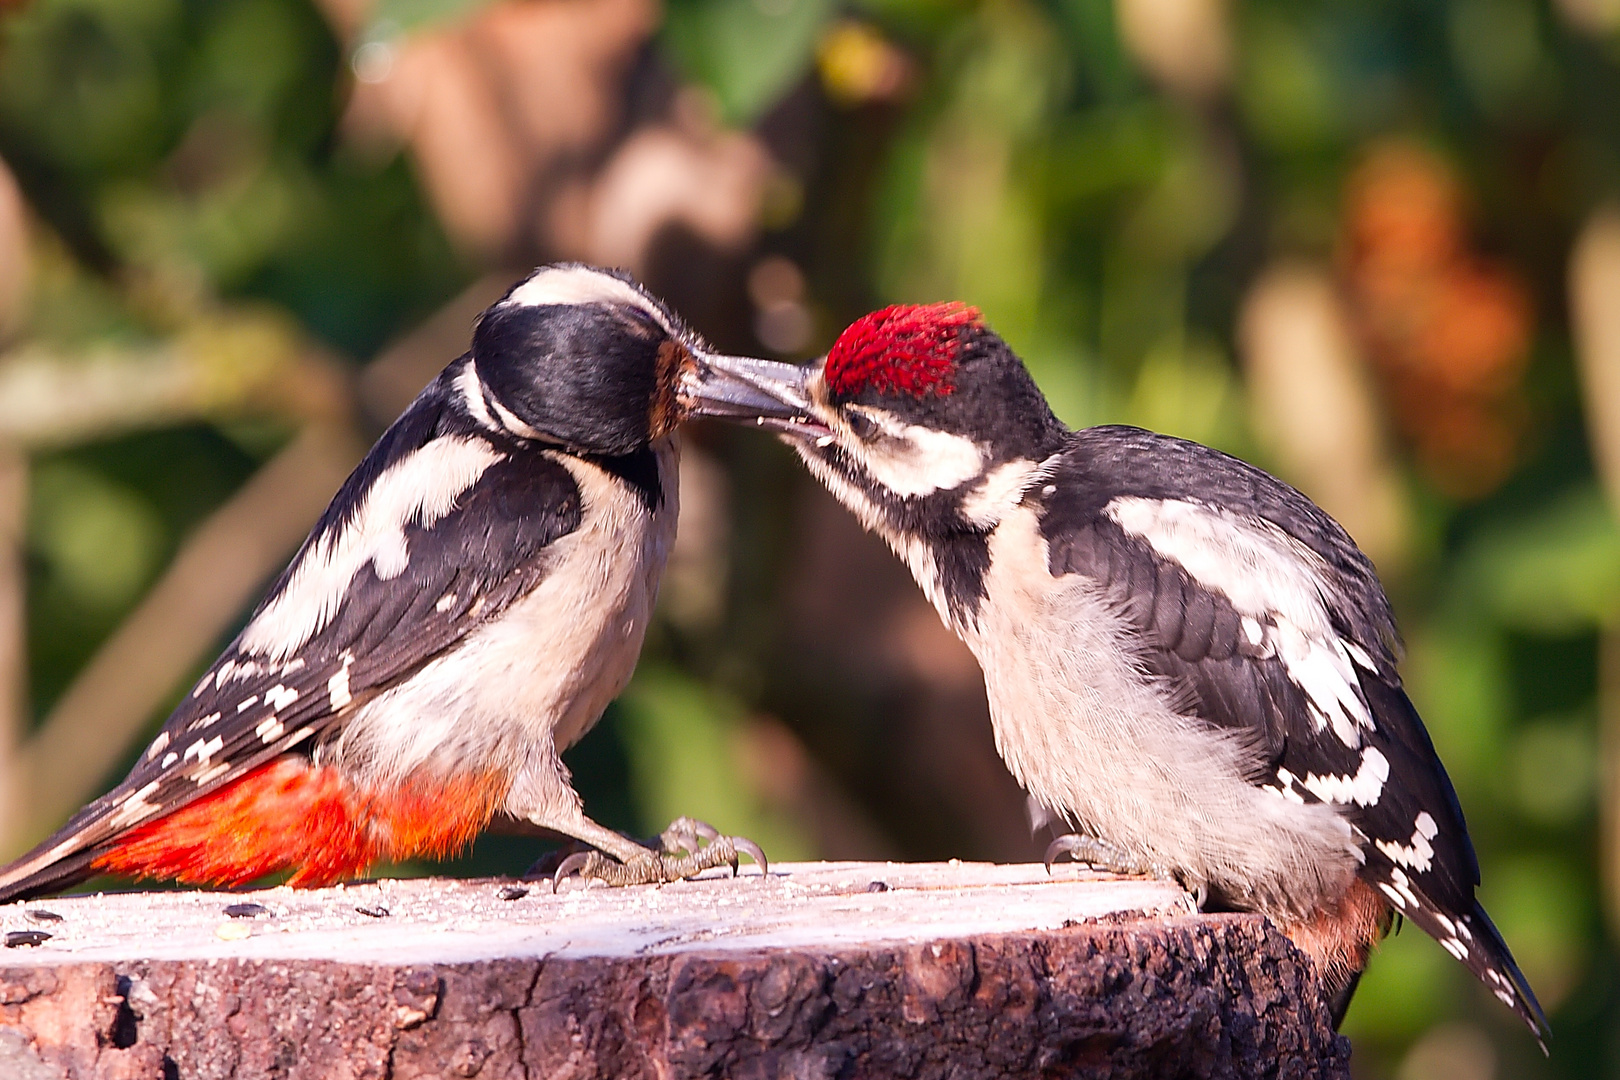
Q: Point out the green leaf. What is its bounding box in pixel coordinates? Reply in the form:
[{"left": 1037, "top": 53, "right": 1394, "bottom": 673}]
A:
[{"left": 663, "top": 0, "right": 837, "bottom": 124}]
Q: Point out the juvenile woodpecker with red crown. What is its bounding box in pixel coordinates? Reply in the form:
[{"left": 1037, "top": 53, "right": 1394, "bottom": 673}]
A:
[
  {"left": 0, "top": 264, "right": 797, "bottom": 902},
  {"left": 722, "top": 303, "right": 1548, "bottom": 1045}
]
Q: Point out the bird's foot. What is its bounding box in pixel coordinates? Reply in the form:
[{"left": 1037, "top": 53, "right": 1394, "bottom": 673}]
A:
[
  {"left": 552, "top": 817, "right": 768, "bottom": 889},
  {"left": 1044, "top": 832, "right": 1207, "bottom": 908}
]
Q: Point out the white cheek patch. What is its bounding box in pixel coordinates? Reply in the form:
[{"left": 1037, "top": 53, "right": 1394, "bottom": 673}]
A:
[
  {"left": 502, "top": 265, "right": 676, "bottom": 339},
  {"left": 859, "top": 423, "right": 985, "bottom": 498},
  {"left": 960, "top": 459, "right": 1040, "bottom": 527},
  {"left": 240, "top": 436, "right": 505, "bottom": 660}
]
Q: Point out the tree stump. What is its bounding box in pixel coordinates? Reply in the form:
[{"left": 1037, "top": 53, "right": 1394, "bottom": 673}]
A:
[{"left": 0, "top": 861, "right": 1349, "bottom": 1079}]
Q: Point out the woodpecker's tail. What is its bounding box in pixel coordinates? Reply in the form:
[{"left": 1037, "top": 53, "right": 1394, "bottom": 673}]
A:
[
  {"left": 0, "top": 830, "right": 105, "bottom": 903},
  {"left": 0, "top": 783, "right": 146, "bottom": 903},
  {"left": 1465, "top": 901, "right": 1549, "bottom": 1051},
  {"left": 1402, "top": 894, "right": 1549, "bottom": 1051}
]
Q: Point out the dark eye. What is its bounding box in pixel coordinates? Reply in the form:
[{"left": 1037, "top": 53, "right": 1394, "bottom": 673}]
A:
[{"left": 845, "top": 410, "right": 878, "bottom": 440}]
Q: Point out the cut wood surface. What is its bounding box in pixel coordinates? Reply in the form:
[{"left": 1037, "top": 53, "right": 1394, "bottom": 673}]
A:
[{"left": 0, "top": 861, "right": 1349, "bottom": 1079}]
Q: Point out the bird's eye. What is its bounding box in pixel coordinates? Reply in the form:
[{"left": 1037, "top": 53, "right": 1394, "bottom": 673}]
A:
[{"left": 845, "top": 411, "right": 878, "bottom": 440}]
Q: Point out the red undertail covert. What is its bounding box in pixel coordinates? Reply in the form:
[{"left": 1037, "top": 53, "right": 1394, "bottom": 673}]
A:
[{"left": 95, "top": 757, "right": 509, "bottom": 888}]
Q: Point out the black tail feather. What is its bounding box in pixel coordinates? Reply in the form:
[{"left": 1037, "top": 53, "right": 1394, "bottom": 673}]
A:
[
  {"left": 1387, "top": 883, "right": 1550, "bottom": 1052},
  {"left": 1465, "top": 901, "right": 1550, "bottom": 1052},
  {"left": 1326, "top": 967, "right": 1364, "bottom": 1030},
  {"left": 0, "top": 844, "right": 103, "bottom": 905}
]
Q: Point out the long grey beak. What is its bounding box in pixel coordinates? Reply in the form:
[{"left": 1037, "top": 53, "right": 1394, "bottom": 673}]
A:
[{"left": 681, "top": 353, "right": 829, "bottom": 436}]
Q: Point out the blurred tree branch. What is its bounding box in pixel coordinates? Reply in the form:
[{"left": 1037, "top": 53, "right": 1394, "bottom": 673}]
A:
[
  {"left": 0, "top": 312, "right": 346, "bottom": 449},
  {"left": 1238, "top": 261, "right": 1408, "bottom": 571},
  {"left": 1570, "top": 204, "right": 1620, "bottom": 937},
  {"left": 1572, "top": 206, "right": 1620, "bottom": 509},
  {"left": 0, "top": 447, "right": 23, "bottom": 848}
]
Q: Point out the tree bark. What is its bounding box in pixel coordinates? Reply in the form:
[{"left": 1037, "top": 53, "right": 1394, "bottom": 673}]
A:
[{"left": 0, "top": 862, "right": 1349, "bottom": 1079}]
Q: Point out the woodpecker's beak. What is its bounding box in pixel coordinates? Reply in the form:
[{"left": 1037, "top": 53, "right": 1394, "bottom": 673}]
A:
[{"left": 681, "top": 354, "right": 830, "bottom": 436}]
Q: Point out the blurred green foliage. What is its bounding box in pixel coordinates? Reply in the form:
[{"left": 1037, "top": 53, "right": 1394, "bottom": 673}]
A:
[
  {"left": 0, "top": 0, "right": 1617, "bottom": 1074},
  {"left": 666, "top": 0, "right": 836, "bottom": 122},
  {"left": 618, "top": 666, "right": 816, "bottom": 862}
]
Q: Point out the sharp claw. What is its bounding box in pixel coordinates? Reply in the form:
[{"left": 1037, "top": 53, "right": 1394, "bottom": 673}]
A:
[
  {"left": 552, "top": 851, "right": 594, "bottom": 890},
  {"left": 734, "top": 837, "right": 768, "bottom": 876},
  {"left": 688, "top": 818, "right": 719, "bottom": 842},
  {"left": 1044, "top": 835, "right": 1078, "bottom": 872}
]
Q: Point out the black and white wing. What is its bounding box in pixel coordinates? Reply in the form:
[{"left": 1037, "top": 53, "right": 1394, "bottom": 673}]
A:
[
  {"left": 0, "top": 357, "right": 593, "bottom": 901},
  {"left": 1035, "top": 425, "right": 1547, "bottom": 1042}
]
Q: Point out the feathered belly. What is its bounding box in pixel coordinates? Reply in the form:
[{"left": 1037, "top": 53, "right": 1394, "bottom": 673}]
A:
[{"left": 323, "top": 446, "right": 679, "bottom": 791}]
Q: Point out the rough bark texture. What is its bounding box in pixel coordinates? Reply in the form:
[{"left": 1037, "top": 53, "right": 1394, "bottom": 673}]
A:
[{"left": 0, "top": 863, "right": 1349, "bottom": 1078}]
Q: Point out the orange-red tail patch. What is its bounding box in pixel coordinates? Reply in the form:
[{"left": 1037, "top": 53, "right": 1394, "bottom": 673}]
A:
[{"left": 94, "top": 756, "right": 509, "bottom": 889}]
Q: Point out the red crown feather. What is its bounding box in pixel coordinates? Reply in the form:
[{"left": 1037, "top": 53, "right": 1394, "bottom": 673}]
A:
[{"left": 824, "top": 302, "right": 982, "bottom": 398}]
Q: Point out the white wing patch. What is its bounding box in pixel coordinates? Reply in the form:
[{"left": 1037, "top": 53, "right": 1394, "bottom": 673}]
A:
[
  {"left": 1106, "top": 497, "right": 1330, "bottom": 629},
  {"left": 1271, "top": 620, "right": 1373, "bottom": 747},
  {"left": 328, "top": 653, "right": 354, "bottom": 710},
  {"left": 183, "top": 734, "right": 224, "bottom": 765},
  {"left": 1377, "top": 865, "right": 1421, "bottom": 910},
  {"left": 1107, "top": 495, "right": 1375, "bottom": 748},
  {"left": 1300, "top": 746, "right": 1388, "bottom": 805},
  {"left": 503, "top": 265, "right": 678, "bottom": 339},
  {"left": 240, "top": 436, "right": 505, "bottom": 660},
  {"left": 1376, "top": 811, "right": 1439, "bottom": 872},
  {"left": 206, "top": 658, "right": 265, "bottom": 693},
  {"left": 1267, "top": 746, "right": 1389, "bottom": 807},
  {"left": 145, "top": 730, "right": 169, "bottom": 760}
]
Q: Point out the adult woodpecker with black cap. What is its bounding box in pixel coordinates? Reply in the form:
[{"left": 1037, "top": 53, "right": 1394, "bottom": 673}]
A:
[
  {"left": 0, "top": 263, "right": 798, "bottom": 902},
  {"left": 722, "top": 302, "right": 1549, "bottom": 1045}
]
